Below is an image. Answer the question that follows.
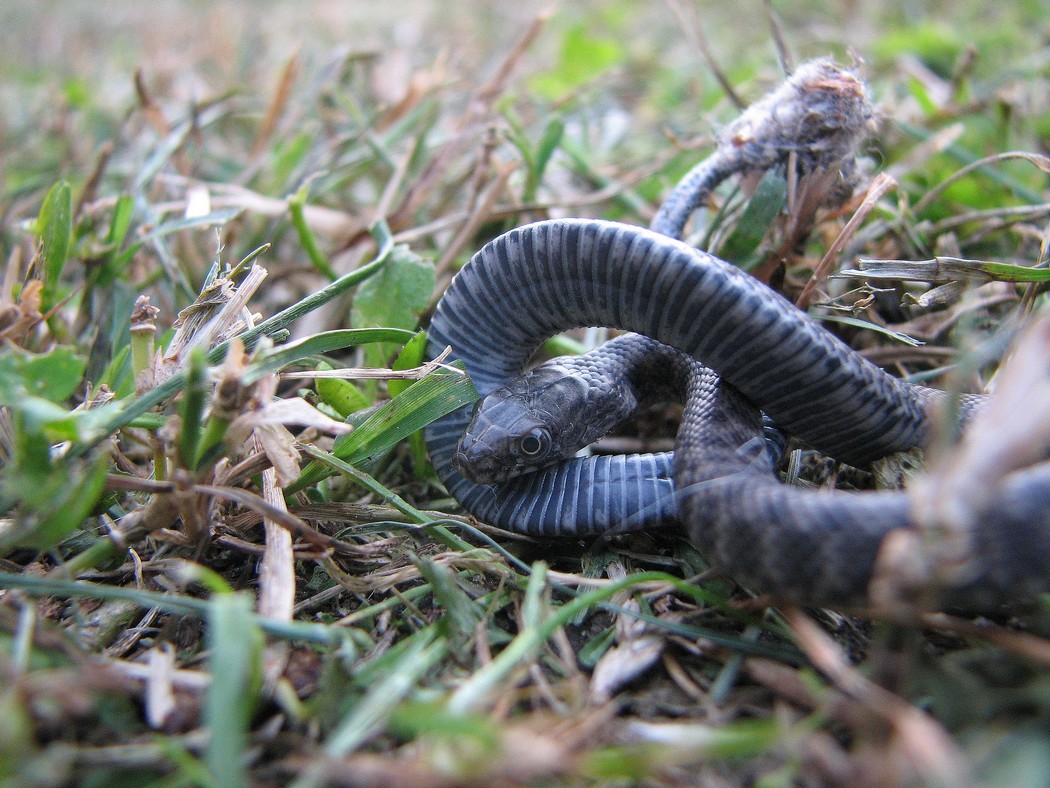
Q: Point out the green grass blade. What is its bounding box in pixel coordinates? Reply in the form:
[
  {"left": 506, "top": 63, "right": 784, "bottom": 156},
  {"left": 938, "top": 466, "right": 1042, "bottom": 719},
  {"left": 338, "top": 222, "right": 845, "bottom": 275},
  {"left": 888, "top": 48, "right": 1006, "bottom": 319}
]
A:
[
  {"left": 324, "top": 630, "right": 445, "bottom": 757},
  {"left": 292, "top": 630, "right": 446, "bottom": 787},
  {"left": 0, "top": 572, "right": 350, "bottom": 646},
  {"left": 289, "top": 180, "right": 338, "bottom": 280},
  {"left": 289, "top": 362, "right": 476, "bottom": 492},
  {"left": 816, "top": 314, "right": 923, "bottom": 346},
  {"left": 205, "top": 592, "right": 262, "bottom": 788},
  {"left": 178, "top": 349, "right": 208, "bottom": 469}
]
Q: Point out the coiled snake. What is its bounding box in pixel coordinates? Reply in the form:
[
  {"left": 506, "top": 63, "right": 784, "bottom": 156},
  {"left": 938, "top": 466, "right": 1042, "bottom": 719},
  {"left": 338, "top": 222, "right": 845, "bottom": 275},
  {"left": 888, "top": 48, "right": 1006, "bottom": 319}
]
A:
[{"left": 424, "top": 219, "right": 1050, "bottom": 608}]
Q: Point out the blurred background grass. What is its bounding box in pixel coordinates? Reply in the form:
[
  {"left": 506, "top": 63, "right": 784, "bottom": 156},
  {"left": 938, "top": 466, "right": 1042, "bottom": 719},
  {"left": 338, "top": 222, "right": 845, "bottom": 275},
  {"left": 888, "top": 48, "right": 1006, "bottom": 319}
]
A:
[{"left": 3, "top": 0, "right": 1047, "bottom": 190}]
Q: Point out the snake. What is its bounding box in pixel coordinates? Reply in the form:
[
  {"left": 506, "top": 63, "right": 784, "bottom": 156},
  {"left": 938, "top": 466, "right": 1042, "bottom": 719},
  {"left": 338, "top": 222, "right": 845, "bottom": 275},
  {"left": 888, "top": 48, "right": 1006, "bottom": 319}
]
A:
[{"left": 424, "top": 218, "right": 1050, "bottom": 608}]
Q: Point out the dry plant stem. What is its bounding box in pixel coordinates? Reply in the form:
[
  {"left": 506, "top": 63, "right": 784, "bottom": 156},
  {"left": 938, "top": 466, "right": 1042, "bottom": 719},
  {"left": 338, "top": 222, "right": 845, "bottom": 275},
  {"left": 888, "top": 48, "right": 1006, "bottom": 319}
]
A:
[
  {"left": 858, "top": 345, "right": 960, "bottom": 367},
  {"left": 916, "top": 612, "right": 1050, "bottom": 666},
  {"left": 373, "top": 143, "right": 415, "bottom": 224},
  {"left": 257, "top": 463, "right": 294, "bottom": 621},
  {"left": 112, "top": 651, "right": 211, "bottom": 691},
  {"left": 144, "top": 643, "right": 177, "bottom": 729},
  {"left": 764, "top": 0, "right": 793, "bottom": 73},
  {"left": 215, "top": 533, "right": 323, "bottom": 561},
  {"left": 796, "top": 172, "right": 897, "bottom": 309},
  {"left": 101, "top": 474, "right": 365, "bottom": 553},
  {"left": 162, "top": 264, "right": 268, "bottom": 375},
  {"left": 589, "top": 562, "right": 666, "bottom": 703},
  {"left": 133, "top": 68, "right": 168, "bottom": 135},
  {"left": 74, "top": 141, "right": 114, "bottom": 216},
  {"left": 160, "top": 180, "right": 361, "bottom": 238},
  {"left": 784, "top": 606, "right": 970, "bottom": 786},
  {"left": 929, "top": 202, "right": 1050, "bottom": 236}
]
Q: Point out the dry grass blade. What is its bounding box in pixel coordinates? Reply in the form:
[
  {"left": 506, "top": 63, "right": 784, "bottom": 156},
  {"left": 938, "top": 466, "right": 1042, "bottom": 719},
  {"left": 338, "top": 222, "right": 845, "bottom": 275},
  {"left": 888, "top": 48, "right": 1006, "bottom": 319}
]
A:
[
  {"left": 796, "top": 172, "right": 897, "bottom": 308},
  {"left": 258, "top": 463, "right": 294, "bottom": 621},
  {"left": 250, "top": 48, "right": 301, "bottom": 159}
]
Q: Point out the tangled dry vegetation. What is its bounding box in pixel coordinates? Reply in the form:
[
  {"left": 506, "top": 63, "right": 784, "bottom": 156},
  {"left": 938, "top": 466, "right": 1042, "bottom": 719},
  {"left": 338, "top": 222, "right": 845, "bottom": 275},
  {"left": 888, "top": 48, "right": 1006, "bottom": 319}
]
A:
[{"left": 2, "top": 2, "right": 1050, "bottom": 785}]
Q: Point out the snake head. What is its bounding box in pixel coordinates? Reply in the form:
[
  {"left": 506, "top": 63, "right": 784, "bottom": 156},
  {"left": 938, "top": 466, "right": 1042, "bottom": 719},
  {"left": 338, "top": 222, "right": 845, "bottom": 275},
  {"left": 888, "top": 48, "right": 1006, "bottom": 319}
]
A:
[{"left": 453, "top": 365, "right": 635, "bottom": 484}]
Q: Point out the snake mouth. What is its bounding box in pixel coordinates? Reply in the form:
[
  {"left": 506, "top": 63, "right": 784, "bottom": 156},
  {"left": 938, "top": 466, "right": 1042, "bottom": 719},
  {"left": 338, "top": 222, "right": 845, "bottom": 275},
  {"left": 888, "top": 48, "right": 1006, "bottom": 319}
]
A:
[
  {"left": 452, "top": 452, "right": 514, "bottom": 484},
  {"left": 452, "top": 435, "right": 515, "bottom": 484}
]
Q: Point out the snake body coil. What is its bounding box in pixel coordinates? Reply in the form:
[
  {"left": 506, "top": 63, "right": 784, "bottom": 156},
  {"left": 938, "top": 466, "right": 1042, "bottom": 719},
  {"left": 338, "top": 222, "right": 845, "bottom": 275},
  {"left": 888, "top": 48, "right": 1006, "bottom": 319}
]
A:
[{"left": 425, "top": 219, "right": 1050, "bottom": 607}]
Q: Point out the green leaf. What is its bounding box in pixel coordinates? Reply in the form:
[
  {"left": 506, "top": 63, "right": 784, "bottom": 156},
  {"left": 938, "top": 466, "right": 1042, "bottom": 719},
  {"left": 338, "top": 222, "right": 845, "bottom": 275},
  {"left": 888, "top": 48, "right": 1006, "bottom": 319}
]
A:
[
  {"left": 321, "top": 629, "right": 445, "bottom": 757},
  {"left": 271, "top": 132, "right": 313, "bottom": 191},
  {"left": 388, "top": 700, "right": 499, "bottom": 749},
  {"left": 388, "top": 331, "right": 428, "bottom": 399},
  {"left": 37, "top": 181, "right": 73, "bottom": 291},
  {"left": 289, "top": 179, "right": 338, "bottom": 280},
  {"left": 315, "top": 361, "right": 372, "bottom": 418},
  {"left": 906, "top": 74, "right": 939, "bottom": 117},
  {"left": 96, "top": 344, "right": 132, "bottom": 394},
  {"left": 178, "top": 350, "right": 209, "bottom": 469},
  {"left": 0, "top": 346, "right": 86, "bottom": 403},
  {"left": 529, "top": 24, "right": 625, "bottom": 100},
  {"left": 413, "top": 556, "right": 482, "bottom": 642},
  {"left": 504, "top": 110, "right": 565, "bottom": 204},
  {"left": 351, "top": 244, "right": 436, "bottom": 369},
  {"left": 391, "top": 332, "right": 432, "bottom": 473},
  {"left": 13, "top": 397, "right": 82, "bottom": 441},
  {"left": 0, "top": 452, "right": 110, "bottom": 551},
  {"left": 532, "top": 117, "right": 565, "bottom": 192},
  {"left": 817, "top": 314, "right": 923, "bottom": 346},
  {"left": 722, "top": 170, "right": 787, "bottom": 267},
  {"left": 100, "top": 194, "right": 135, "bottom": 284}
]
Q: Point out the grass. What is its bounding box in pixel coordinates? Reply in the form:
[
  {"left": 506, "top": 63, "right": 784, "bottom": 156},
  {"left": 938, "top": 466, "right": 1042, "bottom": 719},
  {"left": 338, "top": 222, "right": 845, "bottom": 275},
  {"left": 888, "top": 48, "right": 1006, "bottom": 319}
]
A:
[{"left": 2, "top": 1, "right": 1050, "bottom": 785}]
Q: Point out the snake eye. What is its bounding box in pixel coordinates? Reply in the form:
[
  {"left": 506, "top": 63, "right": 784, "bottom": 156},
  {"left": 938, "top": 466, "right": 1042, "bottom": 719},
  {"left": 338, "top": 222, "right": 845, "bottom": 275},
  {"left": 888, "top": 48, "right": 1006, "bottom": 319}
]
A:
[{"left": 519, "top": 429, "right": 549, "bottom": 457}]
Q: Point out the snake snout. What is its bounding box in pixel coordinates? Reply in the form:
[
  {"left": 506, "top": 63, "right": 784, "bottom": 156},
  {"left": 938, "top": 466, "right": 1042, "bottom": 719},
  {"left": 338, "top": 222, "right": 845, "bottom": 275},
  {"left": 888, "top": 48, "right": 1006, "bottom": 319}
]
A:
[{"left": 453, "top": 432, "right": 512, "bottom": 484}]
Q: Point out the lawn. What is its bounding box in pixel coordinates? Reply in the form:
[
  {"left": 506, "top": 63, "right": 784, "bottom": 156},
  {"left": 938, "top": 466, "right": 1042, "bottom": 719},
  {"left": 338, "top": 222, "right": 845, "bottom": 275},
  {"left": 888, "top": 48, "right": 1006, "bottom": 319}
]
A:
[{"left": 2, "top": 1, "right": 1050, "bottom": 785}]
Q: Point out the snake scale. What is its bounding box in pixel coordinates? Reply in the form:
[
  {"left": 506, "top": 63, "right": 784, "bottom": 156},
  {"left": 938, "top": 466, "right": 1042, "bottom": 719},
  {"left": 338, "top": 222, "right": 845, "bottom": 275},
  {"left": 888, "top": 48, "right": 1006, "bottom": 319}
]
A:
[{"left": 424, "top": 218, "right": 1050, "bottom": 608}]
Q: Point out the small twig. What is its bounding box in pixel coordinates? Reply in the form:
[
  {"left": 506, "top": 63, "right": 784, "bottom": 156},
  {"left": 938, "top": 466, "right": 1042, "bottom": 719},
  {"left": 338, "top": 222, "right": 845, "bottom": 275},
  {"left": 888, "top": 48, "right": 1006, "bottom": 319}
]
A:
[
  {"left": 764, "top": 0, "right": 794, "bottom": 74},
  {"left": 434, "top": 161, "right": 517, "bottom": 285}
]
